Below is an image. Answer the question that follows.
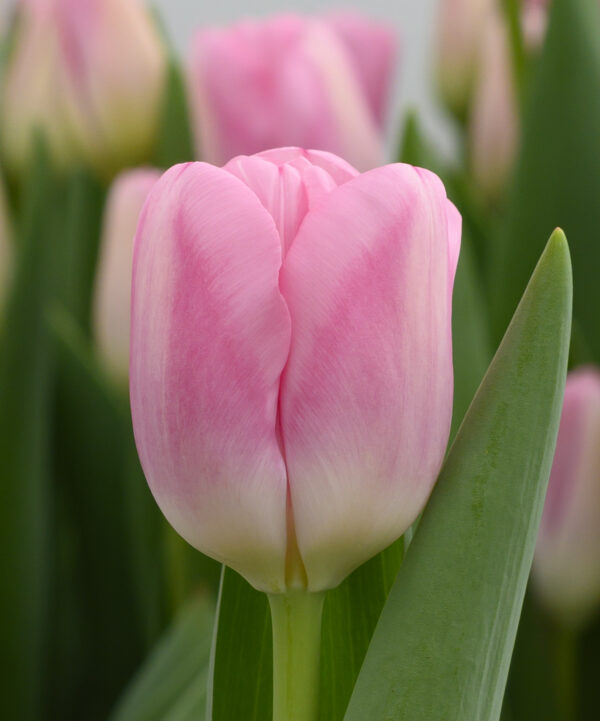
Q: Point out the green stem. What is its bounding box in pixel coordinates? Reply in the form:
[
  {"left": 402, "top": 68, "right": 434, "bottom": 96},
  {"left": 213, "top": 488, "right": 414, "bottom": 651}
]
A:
[
  {"left": 554, "top": 624, "right": 579, "bottom": 721},
  {"left": 268, "top": 591, "right": 325, "bottom": 721}
]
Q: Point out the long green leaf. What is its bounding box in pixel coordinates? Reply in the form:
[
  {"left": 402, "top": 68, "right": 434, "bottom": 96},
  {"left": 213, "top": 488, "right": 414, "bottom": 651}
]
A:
[
  {"left": 491, "top": 0, "right": 600, "bottom": 359},
  {"left": 110, "top": 595, "right": 213, "bottom": 721},
  {"left": 319, "top": 540, "right": 403, "bottom": 721},
  {"left": 50, "top": 309, "right": 150, "bottom": 717},
  {"left": 0, "top": 144, "right": 55, "bottom": 720},
  {"left": 208, "top": 567, "right": 273, "bottom": 721},
  {"left": 344, "top": 230, "right": 572, "bottom": 721}
]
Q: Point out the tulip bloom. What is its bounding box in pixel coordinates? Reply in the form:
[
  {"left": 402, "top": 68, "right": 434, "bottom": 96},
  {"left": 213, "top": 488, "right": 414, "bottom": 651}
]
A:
[
  {"left": 93, "top": 168, "right": 160, "bottom": 384},
  {"left": 1, "top": 0, "right": 166, "bottom": 177},
  {"left": 130, "top": 148, "right": 460, "bottom": 594},
  {"left": 533, "top": 367, "right": 600, "bottom": 626},
  {"left": 186, "top": 14, "right": 395, "bottom": 171}
]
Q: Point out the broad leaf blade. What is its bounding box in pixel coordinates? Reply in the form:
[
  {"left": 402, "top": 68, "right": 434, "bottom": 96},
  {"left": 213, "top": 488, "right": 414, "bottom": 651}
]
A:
[
  {"left": 0, "top": 145, "right": 55, "bottom": 720},
  {"left": 344, "top": 230, "right": 572, "bottom": 721},
  {"left": 208, "top": 567, "right": 273, "bottom": 721},
  {"left": 110, "top": 595, "right": 214, "bottom": 721},
  {"left": 319, "top": 539, "right": 403, "bottom": 721},
  {"left": 491, "top": 0, "right": 600, "bottom": 359}
]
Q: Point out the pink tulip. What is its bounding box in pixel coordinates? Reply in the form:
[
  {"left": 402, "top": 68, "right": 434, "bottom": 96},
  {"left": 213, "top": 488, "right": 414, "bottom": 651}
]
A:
[
  {"left": 93, "top": 168, "right": 161, "bottom": 384},
  {"left": 436, "top": 0, "right": 494, "bottom": 116},
  {"left": 437, "top": 0, "right": 550, "bottom": 198},
  {"left": 533, "top": 367, "right": 600, "bottom": 626},
  {"left": 186, "top": 14, "right": 394, "bottom": 171},
  {"left": 468, "top": 7, "right": 519, "bottom": 199},
  {"left": 1, "top": 0, "right": 166, "bottom": 177},
  {"left": 130, "top": 148, "right": 460, "bottom": 593}
]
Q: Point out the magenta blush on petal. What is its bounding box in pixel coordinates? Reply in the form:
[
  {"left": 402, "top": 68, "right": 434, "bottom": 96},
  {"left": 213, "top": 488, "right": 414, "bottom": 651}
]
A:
[
  {"left": 130, "top": 162, "right": 292, "bottom": 592},
  {"left": 279, "top": 163, "right": 459, "bottom": 590}
]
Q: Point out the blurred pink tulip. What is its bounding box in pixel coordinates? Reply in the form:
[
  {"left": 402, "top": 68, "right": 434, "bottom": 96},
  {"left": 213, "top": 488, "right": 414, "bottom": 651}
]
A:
[
  {"left": 93, "top": 168, "right": 160, "bottom": 384},
  {"left": 186, "top": 14, "right": 395, "bottom": 170},
  {"left": 1, "top": 0, "right": 166, "bottom": 177},
  {"left": 468, "top": 7, "right": 519, "bottom": 199},
  {"left": 533, "top": 367, "right": 600, "bottom": 627},
  {"left": 436, "top": 0, "right": 494, "bottom": 116},
  {"left": 130, "top": 148, "right": 460, "bottom": 593},
  {"left": 437, "top": 0, "right": 550, "bottom": 198}
]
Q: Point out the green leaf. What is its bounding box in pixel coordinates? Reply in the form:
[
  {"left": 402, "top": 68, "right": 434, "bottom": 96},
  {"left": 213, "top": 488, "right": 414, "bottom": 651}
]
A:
[
  {"left": 491, "top": 0, "right": 600, "bottom": 360},
  {"left": 504, "top": 590, "right": 561, "bottom": 721},
  {"left": 49, "top": 309, "right": 163, "bottom": 717},
  {"left": 344, "top": 230, "right": 572, "bottom": 721},
  {"left": 54, "top": 169, "right": 105, "bottom": 335},
  {"left": 451, "top": 230, "right": 493, "bottom": 437},
  {"left": 153, "top": 58, "right": 195, "bottom": 168},
  {"left": 110, "top": 594, "right": 214, "bottom": 721},
  {"left": 319, "top": 539, "right": 403, "bottom": 721},
  {"left": 208, "top": 567, "right": 273, "bottom": 721},
  {"left": 0, "top": 143, "right": 55, "bottom": 720}
]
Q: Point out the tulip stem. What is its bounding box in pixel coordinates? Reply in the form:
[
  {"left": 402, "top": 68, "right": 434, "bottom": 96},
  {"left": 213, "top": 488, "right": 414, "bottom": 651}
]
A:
[
  {"left": 268, "top": 591, "right": 325, "bottom": 721},
  {"left": 554, "top": 624, "right": 579, "bottom": 721}
]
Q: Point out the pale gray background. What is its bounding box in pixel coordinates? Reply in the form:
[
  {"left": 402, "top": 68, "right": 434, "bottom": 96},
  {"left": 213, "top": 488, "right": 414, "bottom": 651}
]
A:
[{"left": 152, "top": 0, "right": 455, "bottom": 158}]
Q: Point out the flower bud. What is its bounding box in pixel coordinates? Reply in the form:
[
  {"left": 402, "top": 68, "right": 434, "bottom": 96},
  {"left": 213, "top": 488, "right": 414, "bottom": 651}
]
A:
[
  {"left": 1, "top": 0, "right": 166, "bottom": 178},
  {"left": 93, "top": 168, "right": 160, "bottom": 384},
  {"left": 533, "top": 367, "right": 600, "bottom": 627},
  {"left": 436, "top": 0, "right": 494, "bottom": 116},
  {"left": 130, "top": 148, "right": 460, "bottom": 593},
  {"left": 186, "top": 14, "right": 392, "bottom": 171},
  {"left": 468, "top": 7, "right": 518, "bottom": 199}
]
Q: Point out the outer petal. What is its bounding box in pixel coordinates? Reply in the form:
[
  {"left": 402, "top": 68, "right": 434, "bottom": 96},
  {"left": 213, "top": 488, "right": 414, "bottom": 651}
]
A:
[
  {"left": 326, "top": 11, "right": 397, "bottom": 126},
  {"left": 130, "top": 162, "right": 291, "bottom": 593},
  {"left": 93, "top": 167, "right": 160, "bottom": 384},
  {"left": 533, "top": 367, "right": 600, "bottom": 625},
  {"left": 280, "top": 164, "right": 459, "bottom": 591}
]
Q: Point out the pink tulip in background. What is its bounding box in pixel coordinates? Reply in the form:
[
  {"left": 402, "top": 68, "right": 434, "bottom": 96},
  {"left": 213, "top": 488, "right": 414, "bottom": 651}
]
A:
[
  {"left": 437, "top": 0, "right": 549, "bottom": 198},
  {"left": 93, "top": 168, "right": 160, "bottom": 385},
  {"left": 186, "top": 14, "right": 395, "bottom": 170},
  {"left": 533, "top": 367, "right": 600, "bottom": 627},
  {"left": 130, "top": 148, "right": 460, "bottom": 593},
  {"left": 1, "top": 0, "right": 166, "bottom": 177}
]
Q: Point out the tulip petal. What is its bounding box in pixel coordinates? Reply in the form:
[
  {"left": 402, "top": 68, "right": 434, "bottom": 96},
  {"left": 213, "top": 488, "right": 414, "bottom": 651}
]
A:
[
  {"left": 130, "top": 162, "right": 291, "bottom": 592},
  {"left": 280, "top": 164, "right": 459, "bottom": 590}
]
